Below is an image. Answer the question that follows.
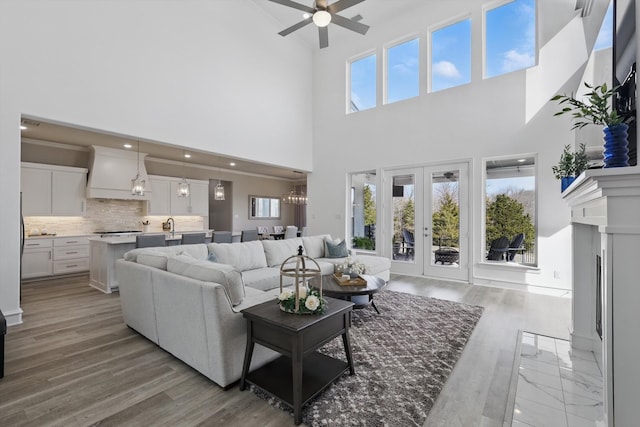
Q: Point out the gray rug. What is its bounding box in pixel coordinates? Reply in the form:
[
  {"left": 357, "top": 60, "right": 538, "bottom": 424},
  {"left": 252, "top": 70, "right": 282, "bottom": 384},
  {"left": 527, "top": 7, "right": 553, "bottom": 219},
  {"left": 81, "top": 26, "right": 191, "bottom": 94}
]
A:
[{"left": 251, "top": 290, "right": 484, "bottom": 426}]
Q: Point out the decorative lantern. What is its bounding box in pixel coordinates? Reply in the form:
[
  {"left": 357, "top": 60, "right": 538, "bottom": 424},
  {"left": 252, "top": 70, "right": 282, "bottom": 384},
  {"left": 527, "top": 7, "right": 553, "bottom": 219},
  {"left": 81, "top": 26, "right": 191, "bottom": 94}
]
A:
[{"left": 278, "top": 246, "right": 325, "bottom": 314}]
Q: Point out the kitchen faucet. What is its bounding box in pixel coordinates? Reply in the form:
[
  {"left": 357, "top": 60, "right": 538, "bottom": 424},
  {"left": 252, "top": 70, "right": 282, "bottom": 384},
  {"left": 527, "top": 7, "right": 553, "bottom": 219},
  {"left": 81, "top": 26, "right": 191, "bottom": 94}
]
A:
[{"left": 166, "top": 217, "right": 175, "bottom": 237}]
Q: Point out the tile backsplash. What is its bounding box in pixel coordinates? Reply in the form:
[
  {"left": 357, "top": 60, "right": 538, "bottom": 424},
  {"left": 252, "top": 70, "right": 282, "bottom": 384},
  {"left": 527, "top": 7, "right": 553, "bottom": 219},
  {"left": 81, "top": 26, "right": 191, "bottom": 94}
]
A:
[{"left": 24, "top": 199, "right": 206, "bottom": 236}]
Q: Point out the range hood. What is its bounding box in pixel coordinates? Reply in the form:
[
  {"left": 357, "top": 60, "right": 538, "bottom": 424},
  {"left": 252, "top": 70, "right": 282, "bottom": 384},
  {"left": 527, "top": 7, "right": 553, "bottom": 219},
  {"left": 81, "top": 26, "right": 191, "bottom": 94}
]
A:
[{"left": 86, "top": 145, "right": 152, "bottom": 200}]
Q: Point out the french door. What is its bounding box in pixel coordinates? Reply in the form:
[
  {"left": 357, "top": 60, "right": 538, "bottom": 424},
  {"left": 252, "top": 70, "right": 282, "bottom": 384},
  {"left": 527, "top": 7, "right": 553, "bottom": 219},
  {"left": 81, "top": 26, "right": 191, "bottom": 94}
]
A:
[{"left": 385, "top": 162, "right": 469, "bottom": 282}]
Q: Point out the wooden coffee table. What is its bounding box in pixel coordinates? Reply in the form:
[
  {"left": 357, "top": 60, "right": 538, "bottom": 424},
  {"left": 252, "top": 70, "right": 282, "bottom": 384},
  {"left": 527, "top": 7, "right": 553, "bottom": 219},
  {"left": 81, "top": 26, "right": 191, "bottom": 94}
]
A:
[
  {"left": 312, "top": 274, "right": 387, "bottom": 314},
  {"left": 239, "top": 297, "right": 354, "bottom": 425}
]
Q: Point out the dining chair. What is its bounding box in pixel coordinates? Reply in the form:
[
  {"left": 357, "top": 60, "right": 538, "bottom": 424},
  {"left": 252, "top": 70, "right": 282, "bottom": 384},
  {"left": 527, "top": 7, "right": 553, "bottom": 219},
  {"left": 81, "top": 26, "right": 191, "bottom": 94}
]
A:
[
  {"left": 212, "top": 231, "right": 233, "bottom": 243},
  {"left": 241, "top": 229, "right": 259, "bottom": 242},
  {"left": 300, "top": 226, "right": 308, "bottom": 237},
  {"left": 181, "top": 232, "right": 206, "bottom": 245},
  {"left": 284, "top": 226, "right": 298, "bottom": 239},
  {"left": 273, "top": 225, "right": 284, "bottom": 234},
  {"left": 257, "top": 226, "right": 270, "bottom": 239},
  {"left": 136, "top": 234, "right": 167, "bottom": 248}
]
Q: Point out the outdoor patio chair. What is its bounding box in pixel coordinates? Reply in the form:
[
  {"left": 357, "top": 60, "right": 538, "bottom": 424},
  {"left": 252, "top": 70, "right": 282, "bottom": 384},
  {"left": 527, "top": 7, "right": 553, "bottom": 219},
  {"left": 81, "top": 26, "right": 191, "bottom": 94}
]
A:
[
  {"left": 402, "top": 229, "right": 415, "bottom": 256},
  {"left": 507, "top": 233, "right": 525, "bottom": 261},
  {"left": 486, "top": 236, "right": 510, "bottom": 261}
]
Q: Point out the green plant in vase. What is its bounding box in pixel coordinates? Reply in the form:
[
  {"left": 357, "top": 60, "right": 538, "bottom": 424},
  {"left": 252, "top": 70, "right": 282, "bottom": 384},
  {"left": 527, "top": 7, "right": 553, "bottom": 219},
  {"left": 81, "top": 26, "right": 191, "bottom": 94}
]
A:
[
  {"left": 552, "top": 143, "right": 587, "bottom": 192},
  {"left": 551, "top": 82, "right": 632, "bottom": 168}
]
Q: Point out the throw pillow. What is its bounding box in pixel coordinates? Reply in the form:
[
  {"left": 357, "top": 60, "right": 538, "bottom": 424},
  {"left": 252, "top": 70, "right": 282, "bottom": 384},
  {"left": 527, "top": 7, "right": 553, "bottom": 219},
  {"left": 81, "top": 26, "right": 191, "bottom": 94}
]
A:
[
  {"left": 325, "top": 238, "right": 348, "bottom": 258},
  {"left": 207, "top": 251, "right": 219, "bottom": 263}
]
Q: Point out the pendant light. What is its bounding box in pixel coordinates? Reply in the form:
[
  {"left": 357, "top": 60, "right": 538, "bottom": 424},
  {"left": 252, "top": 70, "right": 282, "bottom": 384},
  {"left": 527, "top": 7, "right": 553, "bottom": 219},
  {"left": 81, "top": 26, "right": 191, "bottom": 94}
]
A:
[
  {"left": 214, "top": 157, "right": 225, "bottom": 200},
  {"left": 177, "top": 150, "right": 190, "bottom": 197},
  {"left": 131, "top": 140, "right": 145, "bottom": 196}
]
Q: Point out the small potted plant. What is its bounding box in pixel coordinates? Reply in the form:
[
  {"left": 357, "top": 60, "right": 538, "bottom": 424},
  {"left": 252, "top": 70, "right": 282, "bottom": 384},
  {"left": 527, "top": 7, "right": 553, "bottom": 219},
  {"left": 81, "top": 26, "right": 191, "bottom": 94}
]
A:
[
  {"left": 551, "top": 82, "right": 632, "bottom": 168},
  {"left": 552, "top": 143, "right": 587, "bottom": 192}
]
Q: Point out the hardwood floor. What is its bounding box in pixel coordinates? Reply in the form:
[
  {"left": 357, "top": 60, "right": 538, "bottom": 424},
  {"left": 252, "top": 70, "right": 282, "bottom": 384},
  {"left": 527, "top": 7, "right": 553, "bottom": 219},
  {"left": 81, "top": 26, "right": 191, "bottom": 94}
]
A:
[{"left": 1, "top": 274, "right": 570, "bottom": 426}]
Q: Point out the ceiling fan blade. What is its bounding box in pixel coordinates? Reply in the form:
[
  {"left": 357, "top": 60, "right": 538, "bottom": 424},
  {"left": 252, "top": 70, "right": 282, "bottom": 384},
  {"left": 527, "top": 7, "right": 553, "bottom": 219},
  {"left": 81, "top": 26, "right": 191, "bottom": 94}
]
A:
[
  {"left": 327, "top": 0, "right": 366, "bottom": 14},
  {"left": 318, "top": 26, "right": 329, "bottom": 49},
  {"left": 267, "top": 0, "right": 315, "bottom": 14},
  {"left": 330, "top": 13, "right": 370, "bottom": 35},
  {"left": 351, "top": 14, "right": 363, "bottom": 22},
  {"left": 278, "top": 17, "right": 313, "bottom": 36}
]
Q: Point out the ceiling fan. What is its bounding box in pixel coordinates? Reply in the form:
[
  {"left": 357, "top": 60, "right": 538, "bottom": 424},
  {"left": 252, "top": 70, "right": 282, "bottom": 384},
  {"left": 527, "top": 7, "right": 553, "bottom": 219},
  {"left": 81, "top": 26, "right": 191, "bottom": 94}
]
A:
[{"left": 268, "top": 0, "right": 370, "bottom": 49}]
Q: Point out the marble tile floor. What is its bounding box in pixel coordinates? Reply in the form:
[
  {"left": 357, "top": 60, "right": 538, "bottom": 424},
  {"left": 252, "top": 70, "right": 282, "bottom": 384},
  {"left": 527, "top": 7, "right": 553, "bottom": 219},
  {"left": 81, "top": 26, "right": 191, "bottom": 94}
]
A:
[{"left": 510, "top": 332, "right": 604, "bottom": 427}]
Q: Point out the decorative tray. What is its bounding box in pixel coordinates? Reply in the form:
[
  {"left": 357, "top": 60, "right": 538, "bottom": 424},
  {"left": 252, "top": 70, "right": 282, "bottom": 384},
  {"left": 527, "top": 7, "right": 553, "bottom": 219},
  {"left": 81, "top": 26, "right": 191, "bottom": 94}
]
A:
[{"left": 332, "top": 273, "right": 367, "bottom": 286}]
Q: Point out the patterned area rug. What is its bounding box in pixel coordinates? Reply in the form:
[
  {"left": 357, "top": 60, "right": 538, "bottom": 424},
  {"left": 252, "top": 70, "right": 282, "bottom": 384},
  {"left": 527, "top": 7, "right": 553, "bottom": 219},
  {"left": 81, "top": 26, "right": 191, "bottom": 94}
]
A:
[{"left": 250, "top": 290, "right": 484, "bottom": 426}]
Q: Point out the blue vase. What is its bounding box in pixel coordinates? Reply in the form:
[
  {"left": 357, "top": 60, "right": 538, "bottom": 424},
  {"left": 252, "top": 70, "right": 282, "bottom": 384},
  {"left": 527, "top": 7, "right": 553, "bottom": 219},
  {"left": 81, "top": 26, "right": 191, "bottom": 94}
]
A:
[
  {"left": 603, "top": 124, "right": 629, "bottom": 168},
  {"left": 561, "top": 176, "right": 576, "bottom": 192}
]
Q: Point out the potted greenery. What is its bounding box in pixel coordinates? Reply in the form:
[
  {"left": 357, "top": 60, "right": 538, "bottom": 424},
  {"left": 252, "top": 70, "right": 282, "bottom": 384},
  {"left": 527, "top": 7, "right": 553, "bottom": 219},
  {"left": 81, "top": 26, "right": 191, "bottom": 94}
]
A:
[
  {"left": 551, "top": 82, "right": 631, "bottom": 168},
  {"left": 552, "top": 143, "right": 587, "bottom": 192}
]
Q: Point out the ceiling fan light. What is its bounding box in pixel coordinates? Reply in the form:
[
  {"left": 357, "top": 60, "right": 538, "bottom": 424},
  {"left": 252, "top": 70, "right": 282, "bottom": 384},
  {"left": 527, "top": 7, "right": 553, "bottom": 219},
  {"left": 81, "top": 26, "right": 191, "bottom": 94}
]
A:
[{"left": 313, "top": 10, "right": 331, "bottom": 27}]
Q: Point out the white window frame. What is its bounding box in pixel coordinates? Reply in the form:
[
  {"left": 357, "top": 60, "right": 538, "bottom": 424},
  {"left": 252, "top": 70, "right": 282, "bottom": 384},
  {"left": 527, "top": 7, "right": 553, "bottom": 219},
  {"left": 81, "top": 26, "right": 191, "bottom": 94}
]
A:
[
  {"left": 427, "top": 13, "right": 472, "bottom": 93},
  {"left": 382, "top": 33, "right": 421, "bottom": 105},
  {"left": 346, "top": 49, "right": 378, "bottom": 114}
]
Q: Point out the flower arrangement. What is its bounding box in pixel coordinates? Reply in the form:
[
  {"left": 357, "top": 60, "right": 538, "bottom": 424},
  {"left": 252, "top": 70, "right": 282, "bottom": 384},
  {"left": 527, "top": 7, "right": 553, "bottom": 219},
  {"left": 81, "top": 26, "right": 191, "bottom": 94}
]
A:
[
  {"left": 335, "top": 255, "right": 367, "bottom": 278},
  {"left": 141, "top": 220, "right": 150, "bottom": 226},
  {"left": 278, "top": 286, "right": 327, "bottom": 314}
]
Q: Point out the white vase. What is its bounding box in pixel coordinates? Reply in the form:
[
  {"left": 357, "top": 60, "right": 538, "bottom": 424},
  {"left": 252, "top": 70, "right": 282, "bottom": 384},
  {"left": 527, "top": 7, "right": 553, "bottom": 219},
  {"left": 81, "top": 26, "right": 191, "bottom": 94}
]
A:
[{"left": 143, "top": 225, "right": 150, "bottom": 233}]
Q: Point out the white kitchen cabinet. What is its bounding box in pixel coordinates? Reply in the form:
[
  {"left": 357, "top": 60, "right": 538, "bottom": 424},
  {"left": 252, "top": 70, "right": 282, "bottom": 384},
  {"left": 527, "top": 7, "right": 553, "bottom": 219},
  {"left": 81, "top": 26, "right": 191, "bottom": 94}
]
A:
[
  {"left": 21, "top": 163, "right": 87, "bottom": 216},
  {"left": 147, "top": 178, "right": 171, "bottom": 215},
  {"left": 89, "top": 238, "right": 136, "bottom": 293},
  {"left": 52, "top": 237, "right": 90, "bottom": 275},
  {"left": 22, "top": 238, "right": 53, "bottom": 279},
  {"left": 147, "top": 175, "right": 208, "bottom": 216}
]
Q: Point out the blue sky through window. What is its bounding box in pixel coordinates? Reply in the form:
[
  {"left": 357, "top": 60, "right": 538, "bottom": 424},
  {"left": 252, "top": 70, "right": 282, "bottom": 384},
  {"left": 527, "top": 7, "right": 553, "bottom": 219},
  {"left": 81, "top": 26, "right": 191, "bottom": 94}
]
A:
[
  {"left": 431, "top": 19, "right": 471, "bottom": 92},
  {"left": 387, "top": 38, "right": 419, "bottom": 103},
  {"left": 594, "top": 0, "right": 613, "bottom": 51},
  {"left": 350, "top": 54, "right": 376, "bottom": 112},
  {"left": 485, "top": 0, "right": 536, "bottom": 78}
]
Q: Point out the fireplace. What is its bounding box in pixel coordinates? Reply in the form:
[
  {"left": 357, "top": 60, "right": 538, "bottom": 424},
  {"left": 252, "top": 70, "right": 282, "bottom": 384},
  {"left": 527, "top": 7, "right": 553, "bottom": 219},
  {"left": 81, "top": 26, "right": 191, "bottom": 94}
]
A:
[{"left": 563, "top": 167, "right": 640, "bottom": 426}]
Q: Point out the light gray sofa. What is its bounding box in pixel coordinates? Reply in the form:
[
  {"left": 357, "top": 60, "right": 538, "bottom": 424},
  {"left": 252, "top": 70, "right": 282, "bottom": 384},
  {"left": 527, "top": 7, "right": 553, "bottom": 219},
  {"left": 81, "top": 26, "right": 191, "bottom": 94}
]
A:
[{"left": 115, "top": 235, "right": 390, "bottom": 388}]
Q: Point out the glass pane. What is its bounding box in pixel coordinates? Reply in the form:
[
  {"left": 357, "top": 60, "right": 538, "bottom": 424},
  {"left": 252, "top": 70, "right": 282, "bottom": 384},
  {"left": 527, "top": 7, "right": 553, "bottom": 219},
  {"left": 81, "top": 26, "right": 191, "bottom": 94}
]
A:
[
  {"left": 431, "top": 170, "right": 460, "bottom": 266},
  {"left": 350, "top": 54, "right": 377, "bottom": 112},
  {"left": 485, "top": 156, "right": 537, "bottom": 265},
  {"left": 392, "top": 175, "right": 415, "bottom": 262},
  {"left": 270, "top": 199, "right": 280, "bottom": 217},
  {"left": 350, "top": 172, "right": 376, "bottom": 250},
  {"left": 594, "top": 0, "right": 613, "bottom": 51},
  {"left": 387, "top": 38, "right": 419, "bottom": 103},
  {"left": 431, "top": 19, "right": 471, "bottom": 92},
  {"left": 485, "top": 0, "right": 536, "bottom": 78}
]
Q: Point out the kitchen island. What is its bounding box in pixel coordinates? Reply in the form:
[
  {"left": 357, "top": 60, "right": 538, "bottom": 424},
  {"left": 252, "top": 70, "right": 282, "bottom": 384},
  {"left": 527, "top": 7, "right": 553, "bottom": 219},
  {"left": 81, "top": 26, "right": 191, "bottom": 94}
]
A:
[{"left": 88, "top": 233, "right": 198, "bottom": 293}]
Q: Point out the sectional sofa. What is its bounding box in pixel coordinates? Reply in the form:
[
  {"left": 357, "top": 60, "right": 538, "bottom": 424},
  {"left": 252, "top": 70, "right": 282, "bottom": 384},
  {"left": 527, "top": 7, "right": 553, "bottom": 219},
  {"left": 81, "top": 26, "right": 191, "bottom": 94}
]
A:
[{"left": 115, "top": 235, "right": 390, "bottom": 388}]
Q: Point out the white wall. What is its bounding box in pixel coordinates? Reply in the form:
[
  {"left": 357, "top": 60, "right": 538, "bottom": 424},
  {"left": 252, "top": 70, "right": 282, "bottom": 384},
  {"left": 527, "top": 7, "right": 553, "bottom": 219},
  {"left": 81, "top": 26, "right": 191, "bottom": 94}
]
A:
[
  {"left": 307, "top": 0, "right": 611, "bottom": 292},
  {"left": 0, "top": 0, "right": 313, "bottom": 324}
]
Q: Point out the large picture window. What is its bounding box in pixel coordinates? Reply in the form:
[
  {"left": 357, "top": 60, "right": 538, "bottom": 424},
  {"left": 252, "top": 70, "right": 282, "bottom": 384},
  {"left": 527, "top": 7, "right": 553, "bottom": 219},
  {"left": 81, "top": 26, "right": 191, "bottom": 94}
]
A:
[
  {"left": 350, "top": 171, "right": 377, "bottom": 251},
  {"left": 485, "top": 0, "right": 536, "bottom": 79},
  {"left": 484, "top": 155, "right": 537, "bottom": 266},
  {"left": 385, "top": 37, "right": 419, "bottom": 103},
  {"left": 430, "top": 18, "right": 471, "bottom": 92},
  {"left": 349, "top": 53, "right": 377, "bottom": 113}
]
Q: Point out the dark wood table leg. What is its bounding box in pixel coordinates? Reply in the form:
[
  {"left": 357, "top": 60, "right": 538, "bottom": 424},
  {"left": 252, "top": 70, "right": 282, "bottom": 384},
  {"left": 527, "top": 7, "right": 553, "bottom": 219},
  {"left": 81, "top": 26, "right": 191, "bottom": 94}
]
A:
[
  {"left": 292, "top": 335, "right": 303, "bottom": 425},
  {"left": 370, "top": 295, "right": 381, "bottom": 314},
  {"left": 239, "top": 320, "right": 254, "bottom": 391},
  {"left": 341, "top": 320, "right": 355, "bottom": 375}
]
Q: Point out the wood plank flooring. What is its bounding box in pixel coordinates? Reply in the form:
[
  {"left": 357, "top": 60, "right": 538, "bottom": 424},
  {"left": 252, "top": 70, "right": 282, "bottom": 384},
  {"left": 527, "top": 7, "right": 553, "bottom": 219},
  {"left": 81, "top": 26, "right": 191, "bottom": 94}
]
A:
[{"left": 1, "top": 274, "right": 570, "bottom": 426}]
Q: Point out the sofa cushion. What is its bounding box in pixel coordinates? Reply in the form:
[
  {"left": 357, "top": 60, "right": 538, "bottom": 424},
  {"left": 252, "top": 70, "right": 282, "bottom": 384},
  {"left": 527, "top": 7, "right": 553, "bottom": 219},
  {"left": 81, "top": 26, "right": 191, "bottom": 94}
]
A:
[
  {"left": 261, "top": 238, "right": 304, "bottom": 267},
  {"left": 207, "top": 241, "right": 268, "bottom": 272},
  {"left": 136, "top": 251, "right": 170, "bottom": 270},
  {"left": 355, "top": 254, "right": 392, "bottom": 276},
  {"left": 123, "top": 244, "right": 208, "bottom": 262},
  {"left": 167, "top": 254, "right": 245, "bottom": 306},
  {"left": 302, "top": 234, "right": 331, "bottom": 259},
  {"left": 324, "top": 238, "right": 348, "bottom": 258}
]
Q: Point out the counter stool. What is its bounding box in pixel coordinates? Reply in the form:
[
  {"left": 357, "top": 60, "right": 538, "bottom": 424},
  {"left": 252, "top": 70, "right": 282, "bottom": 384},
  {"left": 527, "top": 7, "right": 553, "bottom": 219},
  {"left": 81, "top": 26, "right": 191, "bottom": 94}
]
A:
[{"left": 0, "top": 309, "right": 6, "bottom": 378}]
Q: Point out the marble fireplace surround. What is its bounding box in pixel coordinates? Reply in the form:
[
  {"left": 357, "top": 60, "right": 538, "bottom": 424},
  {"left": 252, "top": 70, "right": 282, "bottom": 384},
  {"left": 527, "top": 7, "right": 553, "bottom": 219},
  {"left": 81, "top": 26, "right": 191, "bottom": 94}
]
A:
[{"left": 563, "top": 166, "right": 640, "bottom": 427}]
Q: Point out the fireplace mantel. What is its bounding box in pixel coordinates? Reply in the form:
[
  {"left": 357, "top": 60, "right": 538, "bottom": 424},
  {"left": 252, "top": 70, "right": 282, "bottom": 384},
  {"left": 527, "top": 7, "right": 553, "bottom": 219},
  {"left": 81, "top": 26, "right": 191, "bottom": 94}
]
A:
[{"left": 563, "top": 166, "right": 640, "bottom": 427}]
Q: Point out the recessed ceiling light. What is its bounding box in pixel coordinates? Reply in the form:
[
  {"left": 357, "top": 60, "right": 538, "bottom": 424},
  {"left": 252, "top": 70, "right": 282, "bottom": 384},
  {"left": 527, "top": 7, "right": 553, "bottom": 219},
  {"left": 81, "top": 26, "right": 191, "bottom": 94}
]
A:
[
  {"left": 20, "top": 125, "right": 27, "bottom": 130},
  {"left": 229, "top": 162, "right": 236, "bottom": 166},
  {"left": 184, "top": 153, "right": 191, "bottom": 158},
  {"left": 123, "top": 143, "right": 132, "bottom": 149},
  {"left": 518, "top": 159, "right": 526, "bottom": 163}
]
